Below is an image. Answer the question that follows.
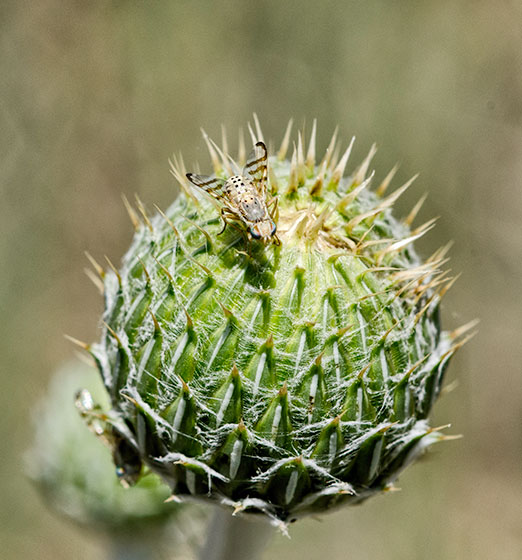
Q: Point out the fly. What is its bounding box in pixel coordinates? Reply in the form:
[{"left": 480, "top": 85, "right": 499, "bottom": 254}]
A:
[{"left": 186, "top": 141, "right": 280, "bottom": 245}]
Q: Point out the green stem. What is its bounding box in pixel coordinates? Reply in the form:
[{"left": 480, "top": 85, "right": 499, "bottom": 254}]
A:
[
  {"left": 199, "top": 507, "right": 275, "bottom": 560},
  {"left": 111, "top": 540, "right": 154, "bottom": 560},
  {"left": 109, "top": 529, "right": 164, "bottom": 560}
]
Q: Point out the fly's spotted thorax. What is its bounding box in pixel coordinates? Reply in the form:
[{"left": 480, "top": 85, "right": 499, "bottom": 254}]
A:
[
  {"left": 225, "top": 178, "right": 267, "bottom": 222},
  {"left": 85, "top": 121, "right": 471, "bottom": 527}
]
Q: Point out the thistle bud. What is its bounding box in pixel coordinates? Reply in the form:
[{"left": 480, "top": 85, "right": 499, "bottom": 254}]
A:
[{"left": 88, "top": 121, "right": 469, "bottom": 525}]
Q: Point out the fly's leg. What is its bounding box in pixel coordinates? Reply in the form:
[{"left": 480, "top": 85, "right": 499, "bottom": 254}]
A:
[
  {"left": 267, "top": 196, "right": 279, "bottom": 221},
  {"left": 218, "top": 208, "right": 249, "bottom": 244},
  {"left": 217, "top": 211, "right": 228, "bottom": 235},
  {"left": 218, "top": 208, "right": 240, "bottom": 235},
  {"left": 267, "top": 197, "right": 281, "bottom": 246},
  {"left": 229, "top": 220, "right": 250, "bottom": 249}
]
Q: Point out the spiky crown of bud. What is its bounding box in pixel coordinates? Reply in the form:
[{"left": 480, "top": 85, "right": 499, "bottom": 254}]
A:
[{"left": 84, "top": 119, "right": 472, "bottom": 527}]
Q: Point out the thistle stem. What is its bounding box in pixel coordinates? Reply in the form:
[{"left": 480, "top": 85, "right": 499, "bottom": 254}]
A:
[
  {"left": 199, "top": 508, "right": 275, "bottom": 560},
  {"left": 111, "top": 536, "right": 155, "bottom": 560},
  {"left": 109, "top": 529, "right": 166, "bottom": 560}
]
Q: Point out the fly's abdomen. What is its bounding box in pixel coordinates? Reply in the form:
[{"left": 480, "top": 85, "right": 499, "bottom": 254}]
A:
[{"left": 224, "top": 176, "right": 248, "bottom": 204}]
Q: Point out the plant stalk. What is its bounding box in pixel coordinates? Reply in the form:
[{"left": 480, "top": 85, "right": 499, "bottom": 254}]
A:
[
  {"left": 110, "top": 529, "right": 165, "bottom": 560},
  {"left": 111, "top": 539, "right": 155, "bottom": 560},
  {"left": 199, "top": 507, "right": 275, "bottom": 560}
]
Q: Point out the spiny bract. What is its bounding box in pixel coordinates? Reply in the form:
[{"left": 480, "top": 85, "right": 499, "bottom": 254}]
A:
[{"left": 87, "top": 120, "right": 469, "bottom": 525}]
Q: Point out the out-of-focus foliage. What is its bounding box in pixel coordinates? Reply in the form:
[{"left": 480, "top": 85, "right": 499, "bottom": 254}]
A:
[
  {"left": 27, "top": 360, "right": 177, "bottom": 529},
  {"left": 26, "top": 360, "right": 203, "bottom": 559},
  {"left": 1, "top": 2, "right": 521, "bottom": 559}
]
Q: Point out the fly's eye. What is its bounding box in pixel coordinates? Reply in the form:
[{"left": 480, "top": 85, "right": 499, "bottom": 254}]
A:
[{"left": 250, "top": 227, "right": 261, "bottom": 239}]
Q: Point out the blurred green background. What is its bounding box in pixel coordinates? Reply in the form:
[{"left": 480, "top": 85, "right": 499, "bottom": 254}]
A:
[{"left": 1, "top": 1, "right": 521, "bottom": 559}]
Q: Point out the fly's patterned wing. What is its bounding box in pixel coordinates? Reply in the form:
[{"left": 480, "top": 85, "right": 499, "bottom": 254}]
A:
[
  {"left": 186, "top": 173, "right": 226, "bottom": 201},
  {"left": 243, "top": 141, "right": 268, "bottom": 197}
]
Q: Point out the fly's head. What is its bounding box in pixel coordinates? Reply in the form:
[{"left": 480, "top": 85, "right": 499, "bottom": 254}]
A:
[{"left": 249, "top": 218, "right": 278, "bottom": 245}]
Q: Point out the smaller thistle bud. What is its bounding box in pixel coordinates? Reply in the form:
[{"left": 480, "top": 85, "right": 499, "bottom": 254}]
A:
[
  {"left": 85, "top": 120, "right": 472, "bottom": 527},
  {"left": 26, "top": 359, "right": 204, "bottom": 553}
]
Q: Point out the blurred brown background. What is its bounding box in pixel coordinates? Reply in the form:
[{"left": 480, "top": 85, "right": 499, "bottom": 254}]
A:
[{"left": 1, "top": 1, "right": 521, "bottom": 559}]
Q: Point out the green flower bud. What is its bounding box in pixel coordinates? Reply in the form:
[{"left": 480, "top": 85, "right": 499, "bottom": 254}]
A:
[
  {"left": 87, "top": 121, "right": 469, "bottom": 525},
  {"left": 27, "top": 360, "right": 178, "bottom": 530}
]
